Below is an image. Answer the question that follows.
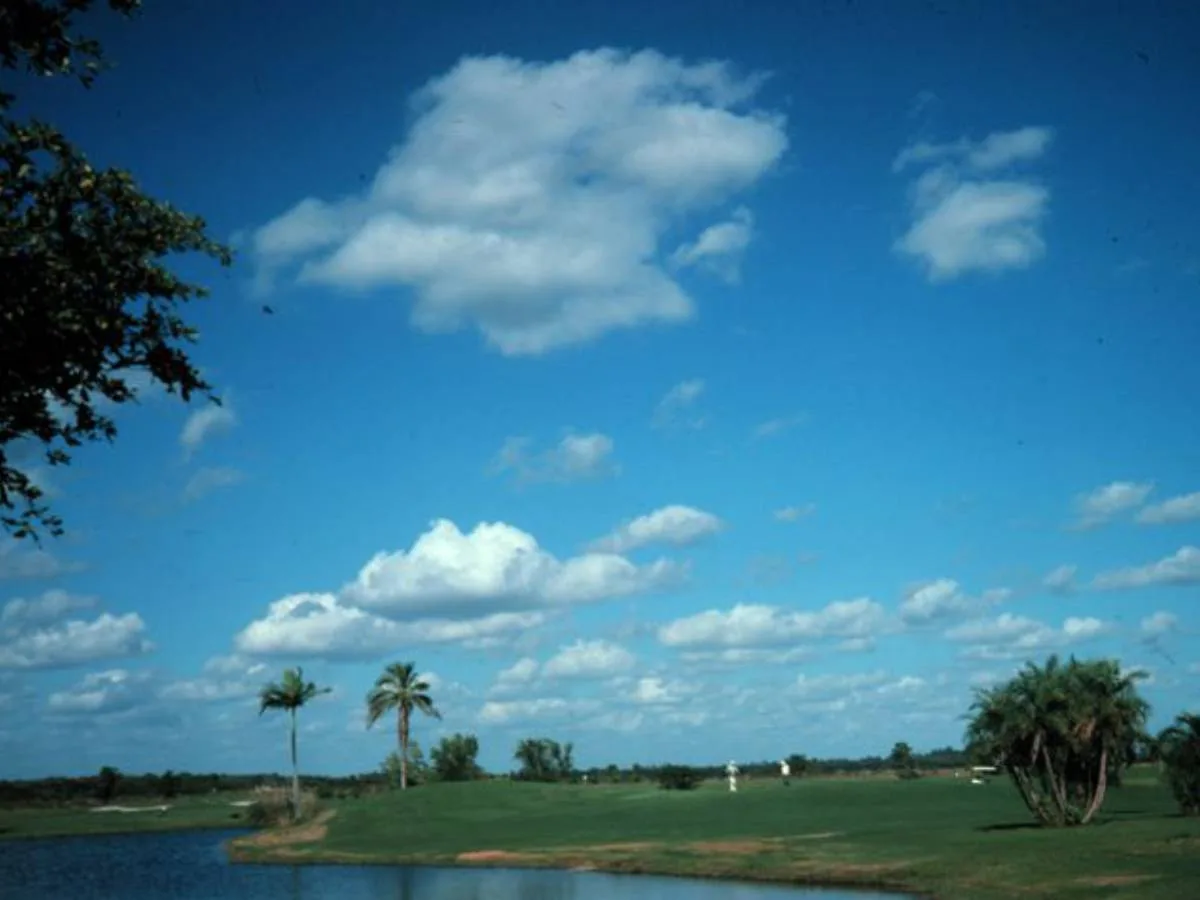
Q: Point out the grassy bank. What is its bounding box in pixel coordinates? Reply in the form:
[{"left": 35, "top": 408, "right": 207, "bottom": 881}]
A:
[
  {"left": 227, "top": 773, "right": 1200, "bottom": 899},
  {"left": 0, "top": 792, "right": 257, "bottom": 839}
]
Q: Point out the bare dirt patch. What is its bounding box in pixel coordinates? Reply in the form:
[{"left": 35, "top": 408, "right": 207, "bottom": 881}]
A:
[
  {"left": 237, "top": 810, "right": 336, "bottom": 849},
  {"left": 1076, "top": 874, "right": 1159, "bottom": 887},
  {"left": 785, "top": 859, "right": 916, "bottom": 879},
  {"left": 570, "top": 841, "right": 661, "bottom": 853},
  {"left": 456, "top": 849, "right": 536, "bottom": 863},
  {"left": 688, "top": 839, "right": 784, "bottom": 854}
]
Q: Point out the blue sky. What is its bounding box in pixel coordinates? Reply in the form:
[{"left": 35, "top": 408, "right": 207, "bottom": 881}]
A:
[{"left": 2, "top": 0, "right": 1198, "bottom": 778}]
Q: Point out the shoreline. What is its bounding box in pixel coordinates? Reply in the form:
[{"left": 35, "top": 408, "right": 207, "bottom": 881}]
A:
[
  {"left": 222, "top": 824, "right": 928, "bottom": 899},
  {"left": 0, "top": 820, "right": 248, "bottom": 843}
]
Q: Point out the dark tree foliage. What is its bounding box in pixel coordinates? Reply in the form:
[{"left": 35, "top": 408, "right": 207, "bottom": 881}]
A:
[
  {"left": 1159, "top": 713, "right": 1200, "bottom": 816},
  {"left": 95, "top": 765, "right": 119, "bottom": 803},
  {"left": 431, "top": 732, "right": 482, "bottom": 782},
  {"left": 1, "top": 0, "right": 231, "bottom": 541},
  {"left": 513, "top": 737, "right": 574, "bottom": 782},
  {"left": 889, "top": 741, "right": 921, "bottom": 780},
  {"left": 656, "top": 764, "right": 700, "bottom": 791}
]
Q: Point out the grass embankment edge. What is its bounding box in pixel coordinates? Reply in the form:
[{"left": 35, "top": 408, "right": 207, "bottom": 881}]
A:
[{"left": 224, "top": 813, "right": 929, "bottom": 898}]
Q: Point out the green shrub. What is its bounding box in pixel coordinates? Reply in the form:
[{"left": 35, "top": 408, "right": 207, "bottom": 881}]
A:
[
  {"left": 1159, "top": 714, "right": 1200, "bottom": 816},
  {"left": 246, "top": 787, "right": 320, "bottom": 827},
  {"left": 656, "top": 765, "right": 700, "bottom": 791}
]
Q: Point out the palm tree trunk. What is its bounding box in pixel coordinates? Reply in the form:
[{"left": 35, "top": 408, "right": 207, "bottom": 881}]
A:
[
  {"left": 290, "top": 707, "right": 300, "bottom": 821},
  {"left": 399, "top": 707, "right": 410, "bottom": 791},
  {"left": 1040, "top": 744, "right": 1069, "bottom": 823},
  {"left": 1081, "top": 748, "right": 1109, "bottom": 824}
]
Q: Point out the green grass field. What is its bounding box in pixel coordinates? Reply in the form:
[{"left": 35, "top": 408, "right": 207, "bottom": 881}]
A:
[
  {"left": 0, "top": 792, "right": 257, "bottom": 839},
  {"left": 226, "top": 771, "right": 1200, "bottom": 900},
  {"left": 4, "top": 771, "right": 1198, "bottom": 898}
]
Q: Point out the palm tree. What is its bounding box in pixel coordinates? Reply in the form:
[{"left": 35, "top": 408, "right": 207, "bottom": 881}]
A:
[
  {"left": 258, "top": 667, "right": 331, "bottom": 820},
  {"left": 366, "top": 662, "right": 440, "bottom": 790},
  {"left": 965, "top": 655, "right": 1149, "bottom": 826}
]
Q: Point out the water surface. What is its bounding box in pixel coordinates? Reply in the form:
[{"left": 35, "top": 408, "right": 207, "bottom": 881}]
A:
[{"left": 0, "top": 829, "right": 906, "bottom": 900}]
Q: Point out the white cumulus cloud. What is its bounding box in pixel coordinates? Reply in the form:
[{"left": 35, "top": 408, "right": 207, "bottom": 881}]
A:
[
  {"left": 1091, "top": 546, "right": 1200, "bottom": 590},
  {"left": 0, "top": 611, "right": 153, "bottom": 670},
  {"left": 235, "top": 518, "right": 680, "bottom": 659},
  {"left": 342, "top": 519, "right": 680, "bottom": 619},
  {"left": 893, "top": 125, "right": 1053, "bottom": 282},
  {"left": 541, "top": 639, "right": 635, "bottom": 679},
  {"left": 899, "top": 579, "right": 1009, "bottom": 624},
  {"left": 235, "top": 591, "right": 547, "bottom": 659},
  {"left": 628, "top": 675, "right": 693, "bottom": 705},
  {"left": 47, "top": 669, "right": 156, "bottom": 716},
  {"left": 252, "top": 48, "right": 787, "bottom": 356},
  {"left": 2, "top": 590, "right": 97, "bottom": 627},
  {"left": 1136, "top": 491, "right": 1200, "bottom": 526},
  {"left": 1071, "top": 480, "right": 1154, "bottom": 529},
  {"left": 478, "top": 697, "right": 598, "bottom": 726},
  {"left": 659, "top": 598, "right": 888, "bottom": 648},
  {"left": 946, "top": 613, "right": 1108, "bottom": 660},
  {"left": 589, "top": 504, "right": 723, "bottom": 553}
]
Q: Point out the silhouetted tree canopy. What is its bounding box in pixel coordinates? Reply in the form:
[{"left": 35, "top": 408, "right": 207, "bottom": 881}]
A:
[{"left": 1, "top": 0, "right": 230, "bottom": 541}]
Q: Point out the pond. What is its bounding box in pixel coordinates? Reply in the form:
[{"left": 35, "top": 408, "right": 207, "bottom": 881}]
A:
[{"left": 0, "top": 829, "right": 908, "bottom": 900}]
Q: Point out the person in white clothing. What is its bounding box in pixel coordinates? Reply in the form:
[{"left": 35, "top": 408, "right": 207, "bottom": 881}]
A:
[
  {"left": 725, "top": 760, "right": 740, "bottom": 792},
  {"left": 780, "top": 758, "right": 791, "bottom": 786}
]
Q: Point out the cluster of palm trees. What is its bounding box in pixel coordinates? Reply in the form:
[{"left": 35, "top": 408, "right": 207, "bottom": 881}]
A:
[
  {"left": 965, "top": 654, "right": 1199, "bottom": 826},
  {"left": 258, "top": 661, "right": 438, "bottom": 819}
]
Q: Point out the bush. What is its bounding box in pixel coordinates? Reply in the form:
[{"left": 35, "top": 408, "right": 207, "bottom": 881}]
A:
[
  {"left": 656, "top": 765, "right": 700, "bottom": 791},
  {"left": 246, "top": 787, "right": 320, "bottom": 827},
  {"left": 1159, "top": 714, "right": 1200, "bottom": 816}
]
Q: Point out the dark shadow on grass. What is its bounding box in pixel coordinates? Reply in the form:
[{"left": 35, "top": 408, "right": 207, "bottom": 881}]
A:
[{"left": 977, "top": 822, "right": 1040, "bottom": 832}]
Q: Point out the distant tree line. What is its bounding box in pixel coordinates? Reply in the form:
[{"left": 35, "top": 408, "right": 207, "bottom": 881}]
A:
[{"left": 0, "top": 745, "right": 967, "bottom": 806}]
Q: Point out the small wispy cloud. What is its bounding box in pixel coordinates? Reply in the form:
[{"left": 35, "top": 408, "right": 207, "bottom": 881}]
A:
[
  {"left": 753, "top": 413, "right": 807, "bottom": 440},
  {"left": 492, "top": 433, "right": 618, "bottom": 484},
  {"left": 1042, "top": 564, "right": 1077, "bottom": 596},
  {"left": 774, "top": 504, "right": 816, "bottom": 522},
  {"left": 180, "top": 400, "right": 237, "bottom": 460},
  {"left": 183, "top": 467, "right": 247, "bottom": 502},
  {"left": 653, "top": 379, "right": 707, "bottom": 430},
  {"left": 669, "top": 207, "right": 754, "bottom": 284}
]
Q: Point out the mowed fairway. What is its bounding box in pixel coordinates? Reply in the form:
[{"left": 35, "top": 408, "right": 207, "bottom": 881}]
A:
[
  {"left": 231, "top": 773, "right": 1200, "bottom": 899},
  {"left": 0, "top": 794, "right": 255, "bottom": 839}
]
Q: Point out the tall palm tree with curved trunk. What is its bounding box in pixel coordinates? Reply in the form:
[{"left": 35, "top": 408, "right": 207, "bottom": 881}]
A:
[
  {"left": 367, "top": 662, "right": 440, "bottom": 790},
  {"left": 259, "top": 667, "right": 331, "bottom": 820}
]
